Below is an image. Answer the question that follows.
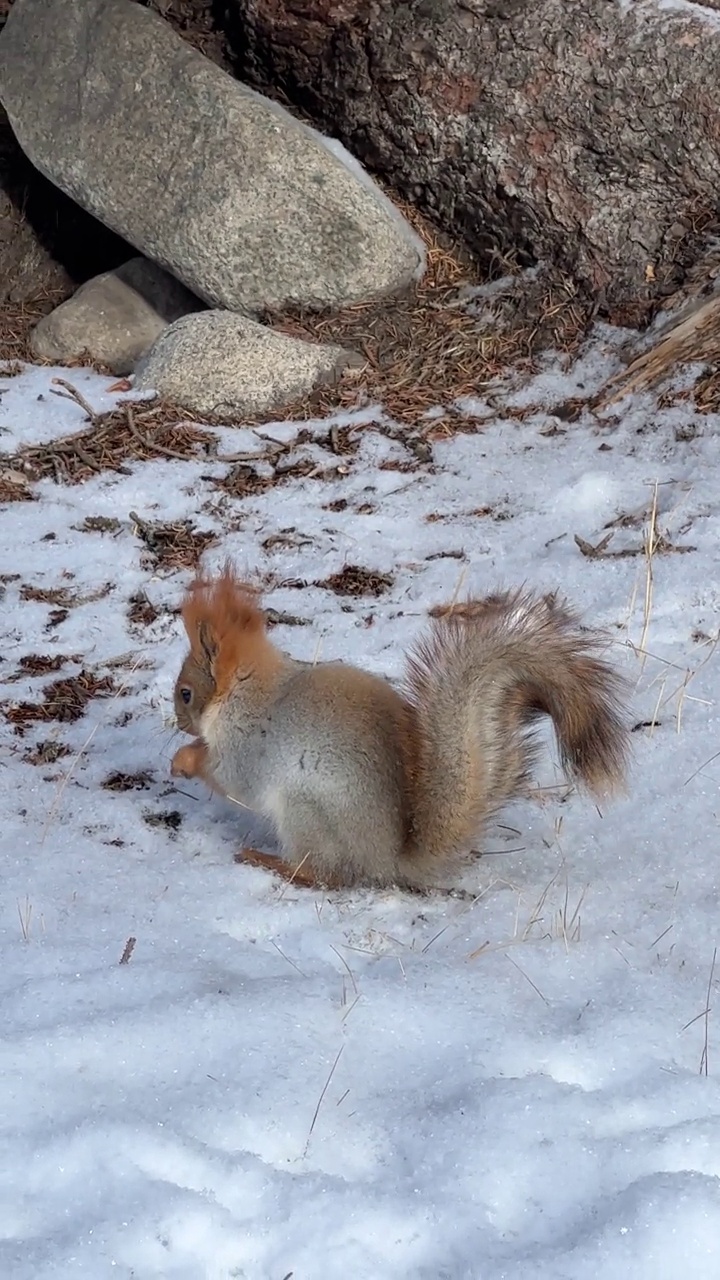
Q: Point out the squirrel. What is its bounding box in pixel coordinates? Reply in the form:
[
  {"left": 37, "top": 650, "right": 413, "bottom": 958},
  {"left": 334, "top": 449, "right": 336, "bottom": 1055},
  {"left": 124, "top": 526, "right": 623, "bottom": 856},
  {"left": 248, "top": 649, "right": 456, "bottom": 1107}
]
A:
[{"left": 170, "top": 564, "right": 629, "bottom": 891}]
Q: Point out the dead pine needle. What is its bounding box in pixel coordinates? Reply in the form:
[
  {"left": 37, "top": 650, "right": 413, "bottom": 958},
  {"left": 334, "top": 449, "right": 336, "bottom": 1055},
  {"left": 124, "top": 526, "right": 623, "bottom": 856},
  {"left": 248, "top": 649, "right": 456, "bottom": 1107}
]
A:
[
  {"left": 17, "top": 895, "right": 32, "bottom": 943},
  {"left": 638, "top": 480, "right": 659, "bottom": 663},
  {"left": 303, "top": 1044, "right": 344, "bottom": 1158},
  {"left": 272, "top": 940, "right": 308, "bottom": 978},
  {"left": 329, "top": 944, "right": 358, "bottom": 996},
  {"left": 701, "top": 947, "right": 717, "bottom": 1077},
  {"left": 684, "top": 748, "right": 720, "bottom": 788},
  {"left": 681, "top": 947, "right": 717, "bottom": 1075},
  {"left": 506, "top": 953, "right": 550, "bottom": 1005}
]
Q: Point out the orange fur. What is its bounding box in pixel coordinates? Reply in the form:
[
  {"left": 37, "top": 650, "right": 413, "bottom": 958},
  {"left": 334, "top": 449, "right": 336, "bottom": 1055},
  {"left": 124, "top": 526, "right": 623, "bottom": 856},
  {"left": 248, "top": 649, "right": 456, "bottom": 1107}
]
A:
[
  {"left": 170, "top": 740, "right": 209, "bottom": 781},
  {"left": 180, "top": 562, "right": 281, "bottom": 699},
  {"left": 234, "top": 848, "right": 345, "bottom": 889},
  {"left": 171, "top": 565, "right": 629, "bottom": 892}
]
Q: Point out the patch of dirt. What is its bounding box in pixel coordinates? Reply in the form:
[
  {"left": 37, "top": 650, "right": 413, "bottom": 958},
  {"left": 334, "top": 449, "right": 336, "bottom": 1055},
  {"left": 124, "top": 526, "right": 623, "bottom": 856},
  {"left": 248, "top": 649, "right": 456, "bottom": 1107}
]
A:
[
  {"left": 214, "top": 433, "right": 356, "bottom": 499},
  {"left": 20, "top": 582, "right": 111, "bottom": 608},
  {"left": 262, "top": 529, "right": 314, "bottom": 553},
  {"left": 274, "top": 457, "right": 344, "bottom": 483},
  {"left": 143, "top": 808, "right": 183, "bottom": 832},
  {"left": 216, "top": 464, "right": 274, "bottom": 499},
  {"left": 130, "top": 509, "right": 217, "bottom": 572},
  {"left": 4, "top": 670, "right": 118, "bottom": 735},
  {"left": 316, "top": 565, "right": 394, "bottom": 597},
  {"left": 22, "top": 738, "right": 72, "bottom": 766},
  {"left": 265, "top": 608, "right": 310, "bottom": 628},
  {"left": 425, "top": 549, "right": 465, "bottom": 562},
  {"left": 74, "top": 515, "right": 122, "bottom": 535},
  {"left": 127, "top": 591, "right": 160, "bottom": 627},
  {"left": 378, "top": 459, "right": 423, "bottom": 474},
  {"left": 102, "top": 770, "right": 155, "bottom": 792},
  {"left": 20, "top": 585, "right": 74, "bottom": 607},
  {"left": 10, "top": 652, "right": 82, "bottom": 679}
]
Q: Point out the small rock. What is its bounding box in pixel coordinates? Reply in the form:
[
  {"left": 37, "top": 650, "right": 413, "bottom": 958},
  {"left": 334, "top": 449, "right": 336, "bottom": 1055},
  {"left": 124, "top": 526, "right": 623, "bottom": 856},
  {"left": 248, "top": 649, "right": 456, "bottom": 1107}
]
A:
[
  {"left": 134, "top": 311, "right": 363, "bottom": 418},
  {"left": 29, "top": 257, "right": 201, "bottom": 374},
  {"left": 0, "top": 0, "right": 424, "bottom": 313}
]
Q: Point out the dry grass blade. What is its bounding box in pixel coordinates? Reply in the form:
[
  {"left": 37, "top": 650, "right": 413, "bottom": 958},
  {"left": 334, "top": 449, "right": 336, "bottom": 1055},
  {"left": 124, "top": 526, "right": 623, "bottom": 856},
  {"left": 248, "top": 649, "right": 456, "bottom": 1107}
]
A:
[{"left": 303, "top": 1045, "right": 344, "bottom": 1158}]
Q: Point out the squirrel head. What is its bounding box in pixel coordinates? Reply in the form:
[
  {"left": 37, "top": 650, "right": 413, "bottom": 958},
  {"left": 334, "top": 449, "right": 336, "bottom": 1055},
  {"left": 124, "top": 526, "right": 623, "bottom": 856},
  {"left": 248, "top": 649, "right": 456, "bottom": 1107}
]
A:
[{"left": 174, "top": 564, "right": 278, "bottom": 735}]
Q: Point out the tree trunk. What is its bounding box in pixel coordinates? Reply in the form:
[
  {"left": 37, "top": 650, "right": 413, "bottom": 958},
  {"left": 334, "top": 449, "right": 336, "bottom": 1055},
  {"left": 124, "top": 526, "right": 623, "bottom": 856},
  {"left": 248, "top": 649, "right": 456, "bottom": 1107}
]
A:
[{"left": 217, "top": 0, "right": 720, "bottom": 324}]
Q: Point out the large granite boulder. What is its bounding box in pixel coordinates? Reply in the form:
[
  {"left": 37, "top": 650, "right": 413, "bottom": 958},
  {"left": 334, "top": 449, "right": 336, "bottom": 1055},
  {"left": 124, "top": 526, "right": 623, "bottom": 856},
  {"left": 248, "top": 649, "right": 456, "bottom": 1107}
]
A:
[{"left": 0, "top": 0, "right": 424, "bottom": 315}]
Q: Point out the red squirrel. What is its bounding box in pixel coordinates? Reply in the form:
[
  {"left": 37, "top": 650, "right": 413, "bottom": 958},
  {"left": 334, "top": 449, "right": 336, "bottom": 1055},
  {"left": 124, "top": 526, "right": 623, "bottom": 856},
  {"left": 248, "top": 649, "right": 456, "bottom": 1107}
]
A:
[{"left": 170, "top": 565, "right": 628, "bottom": 890}]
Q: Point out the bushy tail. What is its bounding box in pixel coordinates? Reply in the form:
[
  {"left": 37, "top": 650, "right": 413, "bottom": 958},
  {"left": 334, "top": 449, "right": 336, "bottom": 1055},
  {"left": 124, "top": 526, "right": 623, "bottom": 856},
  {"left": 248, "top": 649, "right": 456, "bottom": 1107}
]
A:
[{"left": 400, "top": 589, "right": 629, "bottom": 877}]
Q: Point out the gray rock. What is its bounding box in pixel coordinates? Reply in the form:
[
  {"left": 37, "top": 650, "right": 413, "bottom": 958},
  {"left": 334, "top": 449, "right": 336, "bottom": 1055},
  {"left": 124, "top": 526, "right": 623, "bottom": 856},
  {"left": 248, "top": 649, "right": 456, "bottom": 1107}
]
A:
[
  {"left": 134, "top": 311, "right": 363, "bottom": 418},
  {"left": 29, "top": 257, "right": 201, "bottom": 374},
  {"left": 0, "top": 0, "right": 424, "bottom": 314}
]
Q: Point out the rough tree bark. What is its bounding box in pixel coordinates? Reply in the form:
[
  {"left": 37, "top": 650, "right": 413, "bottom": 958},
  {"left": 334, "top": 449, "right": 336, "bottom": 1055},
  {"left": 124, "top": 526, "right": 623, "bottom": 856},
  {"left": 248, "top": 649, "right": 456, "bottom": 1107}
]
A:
[{"left": 214, "top": 0, "right": 720, "bottom": 322}]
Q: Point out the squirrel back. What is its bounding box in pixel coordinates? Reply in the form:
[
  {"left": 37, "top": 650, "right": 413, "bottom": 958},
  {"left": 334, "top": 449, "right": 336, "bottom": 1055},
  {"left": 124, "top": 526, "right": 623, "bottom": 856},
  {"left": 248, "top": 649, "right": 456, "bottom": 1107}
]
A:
[{"left": 170, "top": 567, "right": 629, "bottom": 889}]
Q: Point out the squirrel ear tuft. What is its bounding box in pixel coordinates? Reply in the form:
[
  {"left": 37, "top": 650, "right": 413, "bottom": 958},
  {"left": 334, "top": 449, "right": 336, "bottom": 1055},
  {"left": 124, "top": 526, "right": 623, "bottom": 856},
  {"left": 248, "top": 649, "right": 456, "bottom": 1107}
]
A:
[
  {"left": 198, "top": 620, "right": 218, "bottom": 663},
  {"left": 179, "top": 563, "right": 267, "bottom": 664}
]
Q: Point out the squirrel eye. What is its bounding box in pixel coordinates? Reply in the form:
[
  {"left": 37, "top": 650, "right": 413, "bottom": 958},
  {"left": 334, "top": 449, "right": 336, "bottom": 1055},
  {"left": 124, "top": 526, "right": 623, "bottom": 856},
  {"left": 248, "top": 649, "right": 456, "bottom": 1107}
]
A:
[{"left": 180, "top": 687, "right": 192, "bottom": 705}]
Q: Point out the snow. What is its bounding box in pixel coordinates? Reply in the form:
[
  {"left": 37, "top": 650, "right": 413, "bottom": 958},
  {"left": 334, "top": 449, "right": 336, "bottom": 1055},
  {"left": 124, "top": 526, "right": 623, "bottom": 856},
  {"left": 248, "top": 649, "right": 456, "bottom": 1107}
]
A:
[{"left": 2, "top": 333, "right": 720, "bottom": 1278}]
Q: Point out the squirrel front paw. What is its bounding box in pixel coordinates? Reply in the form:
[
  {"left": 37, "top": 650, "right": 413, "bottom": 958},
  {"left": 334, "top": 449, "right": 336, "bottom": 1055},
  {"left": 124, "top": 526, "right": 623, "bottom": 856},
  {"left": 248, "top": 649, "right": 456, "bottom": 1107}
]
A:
[{"left": 170, "top": 741, "right": 206, "bottom": 779}]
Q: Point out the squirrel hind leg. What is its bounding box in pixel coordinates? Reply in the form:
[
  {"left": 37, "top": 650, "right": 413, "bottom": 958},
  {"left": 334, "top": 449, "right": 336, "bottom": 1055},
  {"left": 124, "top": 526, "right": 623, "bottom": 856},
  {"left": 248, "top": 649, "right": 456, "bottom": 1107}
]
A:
[{"left": 234, "top": 847, "right": 344, "bottom": 890}]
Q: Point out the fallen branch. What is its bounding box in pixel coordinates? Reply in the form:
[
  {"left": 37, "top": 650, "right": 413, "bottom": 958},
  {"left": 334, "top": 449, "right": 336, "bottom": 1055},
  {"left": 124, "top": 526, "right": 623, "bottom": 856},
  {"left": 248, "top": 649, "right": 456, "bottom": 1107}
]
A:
[{"left": 595, "top": 291, "right": 720, "bottom": 408}]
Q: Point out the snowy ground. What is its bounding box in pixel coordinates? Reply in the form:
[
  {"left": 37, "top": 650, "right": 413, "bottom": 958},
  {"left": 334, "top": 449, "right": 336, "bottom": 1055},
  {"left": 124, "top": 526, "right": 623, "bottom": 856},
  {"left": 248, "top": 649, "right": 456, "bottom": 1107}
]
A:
[{"left": 2, "top": 331, "right": 720, "bottom": 1279}]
